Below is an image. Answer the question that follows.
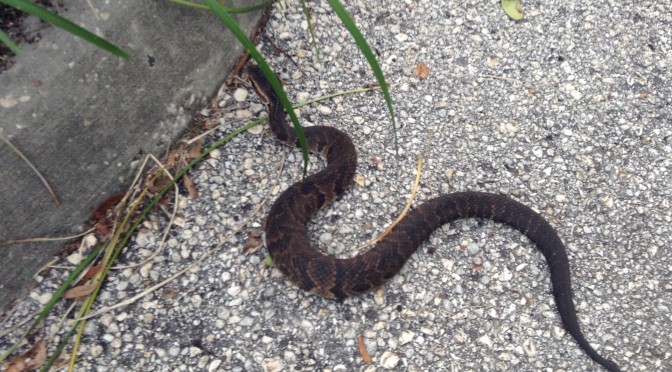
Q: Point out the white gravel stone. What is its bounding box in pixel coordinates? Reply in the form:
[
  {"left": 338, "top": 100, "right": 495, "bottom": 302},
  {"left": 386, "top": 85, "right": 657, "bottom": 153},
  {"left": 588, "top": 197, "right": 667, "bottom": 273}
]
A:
[
  {"left": 523, "top": 339, "right": 537, "bottom": 357},
  {"left": 395, "top": 33, "right": 408, "bottom": 42},
  {"left": 2, "top": 2, "right": 668, "bottom": 372},
  {"left": 261, "top": 357, "right": 284, "bottom": 372},
  {"left": 317, "top": 105, "right": 332, "bottom": 115},
  {"left": 227, "top": 285, "right": 242, "bottom": 297},
  {"left": 380, "top": 351, "right": 400, "bottom": 368},
  {"left": 90, "top": 345, "right": 104, "bottom": 358},
  {"left": 208, "top": 359, "right": 222, "bottom": 372},
  {"left": 233, "top": 87, "right": 248, "bottom": 102},
  {"left": 319, "top": 232, "right": 333, "bottom": 244},
  {"left": 466, "top": 242, "right": 480, "bottom": 256},
  {"left": 399, "top": 330, "right": 415, "bottom": 345}
]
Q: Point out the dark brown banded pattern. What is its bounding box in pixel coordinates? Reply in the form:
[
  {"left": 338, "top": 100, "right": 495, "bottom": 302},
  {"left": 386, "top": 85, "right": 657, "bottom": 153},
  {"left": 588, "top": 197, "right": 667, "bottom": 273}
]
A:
[{"left": 247, "top": 65, "right": 619, "bottom": 372}]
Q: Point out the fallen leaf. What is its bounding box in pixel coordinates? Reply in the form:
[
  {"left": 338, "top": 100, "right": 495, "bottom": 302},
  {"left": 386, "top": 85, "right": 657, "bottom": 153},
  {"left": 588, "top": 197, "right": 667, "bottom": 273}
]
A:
[
  {"left": 89, "top": 193, "right": 125, "bottom": 222},
  {"left": 73, "top": 263, "right": 103, "bottom": 290},
  {"left": 161, "top": 287, "right": 179, "bottom": 301},
  {"left": 413, "top": 61, "right": 430, "bottom": 79},
  {"left": 244, "top": 229, "right": 264, "bottom": 255},
  {"left": 243, "top": 237, "right": 263, "bottom": 255},
  {"left": 64, "top": 283, "right": 97, "bottom": 299},
  {"left": 358, "top": 335, "right": 372, "bottom": 365},
  {"left": 371, "top": 156, "right": 383, "bottom": 169},
  {"left": 183, "top": 173, "right": 199, "bottom": 198},
  {"left": 501, "top": 0, "right": 524, "bottom": 21},
  {"left": 7, "top": 339, "right": 47, "bottom": 371},
  {"left": 95, "top": 220, "right": 110, "bottom": 237},
  {"left": 187, "top": 139, "right": 203, "bottom": 159}
]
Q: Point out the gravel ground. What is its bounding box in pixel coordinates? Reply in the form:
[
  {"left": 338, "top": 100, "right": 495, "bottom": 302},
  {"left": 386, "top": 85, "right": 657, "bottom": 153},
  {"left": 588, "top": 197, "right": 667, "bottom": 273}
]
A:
[{"left": 2, "top": 1, "right": 671, "bottom": 371}]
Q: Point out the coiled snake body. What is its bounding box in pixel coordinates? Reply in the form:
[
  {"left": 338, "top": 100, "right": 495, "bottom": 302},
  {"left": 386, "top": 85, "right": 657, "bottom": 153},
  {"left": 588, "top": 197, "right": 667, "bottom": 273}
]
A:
[{"left": 248, "top": 65, "right": 619, "bottom": 371}]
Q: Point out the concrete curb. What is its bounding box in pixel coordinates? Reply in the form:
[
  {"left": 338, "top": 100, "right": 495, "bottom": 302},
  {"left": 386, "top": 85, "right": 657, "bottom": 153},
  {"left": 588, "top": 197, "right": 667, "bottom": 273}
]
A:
[{"left": 0, "top": 1, "right": 263, "bottom": 310}]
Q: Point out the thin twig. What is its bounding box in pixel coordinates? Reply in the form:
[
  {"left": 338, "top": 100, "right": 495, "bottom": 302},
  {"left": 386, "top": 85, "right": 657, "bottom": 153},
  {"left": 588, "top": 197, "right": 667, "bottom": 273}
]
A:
[
  {"left": 355, "top": 155, "right": 423, "bottom": 252},
  {"left": 84, "top": 0, "right": 100, "bottom": 20},
  {"left": 0, "top": 133, "right": 60, "bottom": 207},
  {"left": 0, "top": 228, "right": 96, "bottom": 247},
  {"left": 187, "top": 85, "right": 382, "bottom": 145},
  {"left": 112, "top": 154, "right": 179, "bottom": 270},
  {"left": 74, "top": 150, "right": 287, "bottom": 322}
]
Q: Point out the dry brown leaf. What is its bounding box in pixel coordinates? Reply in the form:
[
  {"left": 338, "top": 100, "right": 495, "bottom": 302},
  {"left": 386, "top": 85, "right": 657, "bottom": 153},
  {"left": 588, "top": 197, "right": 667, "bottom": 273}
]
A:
[
  {"left": 187, "top": 139, "right": 203, "bottom": 159},
  {"left": 7, "top": 339, "right": 47, "bottom": 371},
  {"left": 183, "top": 173, "right": 199, "bottom": 198},
  {"left": 243, "top": 229, "right": 264, "bottom": 255},
  {"left": 413, "top": 61, "right": 430, "bottom": 79},
  {"left": 371, "top": 156, "right": 383, "bottom": 169},
  {"left": 161, "top": 287, "right": 179, "bottom": 301},
  {"left": 74, "top": 263, "right": 103, "bottom": 288},
  {"left": 94, "top": 220, "right": 110, "bottom": 237},
  {"left": 89, "top": 192, "right": 126, "bottom": 238},
  {"left": 357, "top": 335, "right": 372, "bottom": 365},
  {"left": 64, "top": 283, "right": 98, "bottom": 299}
]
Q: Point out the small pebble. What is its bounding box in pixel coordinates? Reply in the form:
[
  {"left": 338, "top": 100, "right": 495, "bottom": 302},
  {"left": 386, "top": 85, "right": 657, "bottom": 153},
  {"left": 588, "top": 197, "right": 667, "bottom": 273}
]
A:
[
  {"left": 380, "top": 351, "right": 400, "bottom": 368},
  {"left": 233, "top": 88, "right": 248, "bottom": 102}
]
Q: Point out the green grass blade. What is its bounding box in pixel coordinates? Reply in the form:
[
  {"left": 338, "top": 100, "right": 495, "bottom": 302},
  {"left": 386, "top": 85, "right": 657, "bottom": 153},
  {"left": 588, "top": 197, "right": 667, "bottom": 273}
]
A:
[
  {"left": 0, "top": 244, "right": 105, "bottom": 364},
  {"left": 204, "top": 0, "right": 311, "bottom": 175},
  {"left": 0, "top": 28, "right": 23, "bottom": 56},
  {"left": 326, "top": 0, "right": 398, "bottom": 152},
  {"left": 299, "top": 0, "right": 321, "bottom": 65},
  {"left": 39, "top": 318, "right": 78, "bottom": 371},
  {"left": 2, "top": 83, "right": 377, "bottom": 367},
  {"left": 169, "top": 0, "right": 271, "bottom": 13},
  {"left": 0, "top": 0, "right": 131, "bottom": 60}
]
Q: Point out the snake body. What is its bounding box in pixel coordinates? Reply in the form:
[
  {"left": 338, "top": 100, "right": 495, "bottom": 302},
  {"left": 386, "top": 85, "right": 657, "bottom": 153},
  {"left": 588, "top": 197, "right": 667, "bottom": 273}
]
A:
[{"left": 248, "top": 65, "right": 619, "bottom": 371}]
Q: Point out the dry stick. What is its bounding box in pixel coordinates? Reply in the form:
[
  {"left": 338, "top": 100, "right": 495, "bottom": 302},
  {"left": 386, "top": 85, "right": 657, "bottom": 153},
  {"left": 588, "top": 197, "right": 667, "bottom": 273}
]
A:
[
  {"left": 0, "top": 228, "right": 97, "bottom": 247},
  {"left": 6, "top": 84, "right": 372, "bottom": 364},
  {"left": 84, "top": 0, "right": 100, "bottom": 20},
  {"left": 33, "top": 257, "right": 60, "bottom": 280},
  {"left": 0, "top": 133, "right": 60, "bottom": 207},
  {"left": 0, "top": 244, "right": 105, "bottom": 364},
  {"left": 187, "top": 85, "right": 382, "bottom": 146},
  {"left": 0, "top": 137, "right": 156, "bottom": 249},
  {"left": 49, "top": 302, "right": 77, "bottom": 346},
  {"left": 446, "top": 71, "right": 521, "bottom": 83},
  {"left": 355, "top": 155, "right": 423, "bottom": 253},
  {"left": 65, "top": 172, "right": 166, "bottom": 370},
  {"left": 0, "top": 301, "right": 44, "bottom": 339},
  {"left": 112, "top": 154, "right": 180, "bottom": 270},
  {"left": 66, "top": 156, "right": 177, "bottom": 369},
  {"left": 357, "top": 335, "right": 372, "bottom": 365},
  {"left": 44, "top": 118, "right": 265, "bottom": 368},
  {"left": 75, "top": 150, "right": 288, "bottom": 322}
]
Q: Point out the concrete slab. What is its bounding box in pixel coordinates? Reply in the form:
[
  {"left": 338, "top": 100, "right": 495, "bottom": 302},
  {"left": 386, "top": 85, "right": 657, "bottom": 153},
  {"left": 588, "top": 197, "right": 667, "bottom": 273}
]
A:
[{"left": 0, "top": 1, "right": 263, "bottom": 310}]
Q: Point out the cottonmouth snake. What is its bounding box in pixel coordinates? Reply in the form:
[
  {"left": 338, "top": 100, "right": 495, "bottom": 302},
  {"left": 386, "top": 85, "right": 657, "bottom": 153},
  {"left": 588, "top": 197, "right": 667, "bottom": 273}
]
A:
[{"left": 247, "top": 65, "right": 619, "bottom": 371}]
